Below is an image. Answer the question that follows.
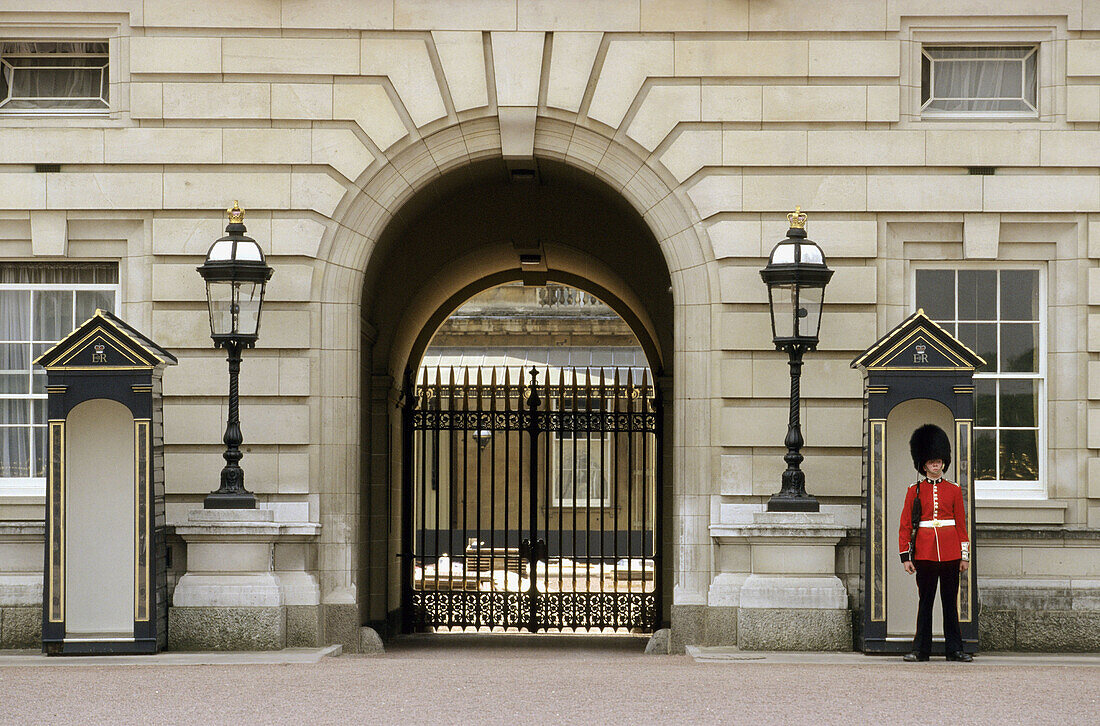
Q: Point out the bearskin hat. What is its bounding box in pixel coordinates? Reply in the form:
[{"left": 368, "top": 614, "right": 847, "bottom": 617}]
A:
[{"left": 909, "top": 424, "right": 951, "bottom": 474}]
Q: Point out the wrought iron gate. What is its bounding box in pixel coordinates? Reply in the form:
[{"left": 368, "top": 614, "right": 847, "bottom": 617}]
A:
[{"left": 402, "top": 366, "right": 661, "bottom": 632}]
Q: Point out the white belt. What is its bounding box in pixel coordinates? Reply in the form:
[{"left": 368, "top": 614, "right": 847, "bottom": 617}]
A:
[{"left": 919, "top": 519, "right": 955, "bottom": 528}]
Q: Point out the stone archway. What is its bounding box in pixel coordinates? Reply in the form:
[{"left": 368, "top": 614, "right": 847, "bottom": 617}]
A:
[{"left": 313, "top": 117, "right": 717, "bottom": 648}]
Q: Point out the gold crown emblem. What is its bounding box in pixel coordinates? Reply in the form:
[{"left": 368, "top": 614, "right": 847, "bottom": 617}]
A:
[
  {"left": 227, "top": 201, "right": 245, "bottom": 224},
  {"left": 787, "top": 206, "right": 808, "bottom": 230},
  {"left": 94, "top": 344, "right": 104, "bottom": 352}
]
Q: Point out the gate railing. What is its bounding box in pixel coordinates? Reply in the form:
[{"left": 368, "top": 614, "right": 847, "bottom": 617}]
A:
[{"left": 401, "top": 366, "right": 661, "bottom": 632}]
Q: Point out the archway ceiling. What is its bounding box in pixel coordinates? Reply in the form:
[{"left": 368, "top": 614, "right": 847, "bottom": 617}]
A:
[{"left": 362, "top": 158, "right": 673, "bottom": 379}]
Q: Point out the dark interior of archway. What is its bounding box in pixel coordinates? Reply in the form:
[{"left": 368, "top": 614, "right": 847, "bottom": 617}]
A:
[{"left": 361, "top": 158, "right": 673, "bottom": 377}]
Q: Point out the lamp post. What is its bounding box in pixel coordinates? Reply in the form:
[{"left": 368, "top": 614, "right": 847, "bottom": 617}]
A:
[
  {"left": 759, "top": 207, "right": 834, "bottom": 512},
  {"left": 196, "top": 202, "right": 274, "bottom": 509}
]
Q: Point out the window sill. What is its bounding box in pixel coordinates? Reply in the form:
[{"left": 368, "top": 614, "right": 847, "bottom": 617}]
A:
[
  {"left": 975, "top": 498, "right": 1066, "bottom": 525},
  {"left": 919, "top": 111, "right": 1040, "bottom": 121}
]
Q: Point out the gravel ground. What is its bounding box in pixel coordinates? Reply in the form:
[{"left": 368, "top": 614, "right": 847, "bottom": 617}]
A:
[{"left": 0, "top": 636, "right": 1096, "bottom": 725}]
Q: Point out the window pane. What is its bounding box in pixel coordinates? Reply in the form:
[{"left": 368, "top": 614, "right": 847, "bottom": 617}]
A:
[
  {"left": 1001, "top": 323, "right": 1037, "bottom": 373},
  {"left": 999, "top": 429, "right": 1038, "bottom": 481},
  {"left": 32, "top": 290, "right": 74, "bottom": 341},
  {"left": 915, "top": 269, "right": 954, "bottom": 320},
  {"left": 0, "top": 343, "right": 29, "bottom": 370},
  {"left": 0, "top": 262, "right": 117, "bottom": 284},
  {"left": 958, "top": 323, "right": 997, "bottom": 372},
  {"left": 32, "top": 425, "right": 46, "bottom": 477},
  {"left": 973, "top": 430, "right": 996, "bottom": 480},
  {"left": 999, "top": 379, "right": 1037, "bottom": 428},
  {"left": 921, "top": 55, "right": 931, "bottom": 105},
  {"left": 1000, "top": 270, "right": 1038, "bottom": 320},
  {"left": 31, "top": 372, "right": 45, "bottom": 394},
  {"left": 0, "top": 426, "right": 31, "bottom": 476},
  {"left": 1025, "top": 53, "right": 1037, "bottom": 105},
  {"left": 957, "top": 270, "right": 996, "bottom": 320},
  {"left": 0, "top": 399, "right": 29, "bottom": 424},
  {"left": 0, "top": 373, "right": 28, "bottom": 394},
  {"left": 975, "top": 379, "right": 996, "bottom": 427},
  {"left": 0, "top": 290, "right": 31, "bottom": 339},
  {"left": 32, "top": 398, "right": 46, "bottom": 425},
  {"left": 75, "top": 289, "right": 114, "bottom": 324}
]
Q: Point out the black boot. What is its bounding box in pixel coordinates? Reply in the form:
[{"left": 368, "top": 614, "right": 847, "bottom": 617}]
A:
[
  {"left": 903, "top": 652, "right": 929, "bottom": 662},
  {"left": 946, "top": 651, "right": 973, "bottom": 662}
]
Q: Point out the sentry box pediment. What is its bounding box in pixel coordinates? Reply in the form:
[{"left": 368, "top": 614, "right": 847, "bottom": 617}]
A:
[
  {"left": 850, "top": 310, "right": 984, "bottom": 656},
  {"left": 851, "top": 309, "right": 984, "bottom": 374},
  {"left": 35, "top": 309, "right": 176, "bottom": 372},
  {"left": 35, "top": 310, "right": 176, "bottom": 655}
]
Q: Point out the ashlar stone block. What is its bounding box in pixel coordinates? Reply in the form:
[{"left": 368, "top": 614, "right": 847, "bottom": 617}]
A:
[
  {"left": 702, "top": 85, "right": 762, "bottom": 122},
  {"left": 641, "top": 0, "right": 748, "bottom": 32},
  {"left": 224, "top": 38, "right": 359, "bottom": 75},
  {"left": 627, "top": 83, "right": 700, "bottom": 152},
  {"left": 983, "top": 175, "right": 1100, "bottom": 213},
  {"left": 131, "top": 36, "right": 222, "bottom": 75},
  {"left": 1067, "top": 39, "right": 1100, "bottom": 77},
  {"left": 588, "top": 37, "right": 673, "bottom": 129},
  {"left": 742, "top": 174, "right": 867, "bottom": 213},
  {"left": 545, "top": 32, "right": 602, "bottom": 112},
  {"left": 312, "top": 128, "right": 375, "bottom": 182},
  {"left": 272, "top": 84, "right": 334, "bottom": 120},
  {"left": 30, "top": 212, "right": 66, "bottom": 257},
  {"left": 1067, "top": 85, "right": 1100, "bottom": 122},
  {"left": 707, "top": 219, "right": 763, "bottom": 259},
  {"left": 724, "top": 130, "right": 806, "bottom": 167},
  {"left": 432, "top": 31, "right": 489, "bottom": 112},
  {"left": 360, "top": 37, "right": 447, "bottom": 128},
  {"left": 105, "top": 128, "right": 222, "bottom": 164},
  {"left": 808, "top": 41, "right": 899, "bottom": 77},
  {"left": 660, "top": 128, "right": 721, "bottom": 183},
  {"left": 0, "top": 128, "right": 104, "bottom": 165},
  {"left": 47, "top": 172, "right": 163, "bottom": 210},
  {"left": 519, "top": 0, "right": 639, "bottom": 31},
  {"left": 224, "top": 129, "right": 312, "bottom": 165},
  {"left": 926, "top": 130, "right": 1040, "bottom": 167},
  {"left": 163, "top": 171, "right": 291, "bottom": 211},
  {"left": 333, "top": 81, "right": 410, "bottom": 151},
  {"left": 685, "top": 173, "right": 742, "bottom": 220},
  {"left": 491, "top": 32, "right": 544, "bottom": 107},
  {"left": 676, "top": 40, "right": 807, "bottom": 77},
  {"left": 395, "top": 0, "right": 515, "bottom": 30},
  {"left": 163, "top": 83, "right": 270, "bottom": 119},
  {"left": 807, "top": 130, "right": 923, "bottom": 167},
  {"left": 763, "top": 86, "right": 866, "bottom": 122},
  {"left": 866, "top": 174, "right": 981, "bottom": 212}
]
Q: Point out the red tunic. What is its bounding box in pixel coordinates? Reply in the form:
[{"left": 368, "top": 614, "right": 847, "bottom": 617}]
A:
[{"left": 898, "top": 478, "right": 970, "bottom": 562}]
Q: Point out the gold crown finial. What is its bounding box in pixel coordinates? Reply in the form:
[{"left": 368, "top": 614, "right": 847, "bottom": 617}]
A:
[
  {"left": 227, "top": 201, "right": 244, "bottom": 224},
  {"left": 787, "top": 206, "right": 808, "bottom": 230}
]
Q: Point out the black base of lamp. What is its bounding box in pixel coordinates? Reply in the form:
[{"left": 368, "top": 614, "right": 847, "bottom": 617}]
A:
[{"left": 203, "top": 491, "right": 257, "bottom": 509}]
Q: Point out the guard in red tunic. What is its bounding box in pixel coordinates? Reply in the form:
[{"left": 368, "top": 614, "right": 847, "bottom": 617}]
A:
[{"left": 898, "top": 424, "right": 972, "bottom": 662}]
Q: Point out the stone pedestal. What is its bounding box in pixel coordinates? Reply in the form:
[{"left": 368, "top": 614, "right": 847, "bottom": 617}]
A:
[
  {"left": 0, "top": 522, "right": 44, "bottom": 649},
  {"left": 169, "top": 509, "right": 320, "bottom": 651},
  {"left": 710, "top": 511, "right": 851, "bottom": 650}
]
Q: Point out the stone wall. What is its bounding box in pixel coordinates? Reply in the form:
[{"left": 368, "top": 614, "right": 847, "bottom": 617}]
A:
[{"left": 0, "top": 1, "right": 1098, "bottom": 651}]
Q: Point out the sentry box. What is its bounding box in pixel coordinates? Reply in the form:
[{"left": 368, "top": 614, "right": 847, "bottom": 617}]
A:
[{"left": 35, "top": 310, "right": 176, "bottom": 655}]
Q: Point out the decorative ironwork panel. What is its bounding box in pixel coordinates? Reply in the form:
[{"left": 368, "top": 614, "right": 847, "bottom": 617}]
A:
[{"left": 404, "top": 366, "right": 662, "bottom": 633}]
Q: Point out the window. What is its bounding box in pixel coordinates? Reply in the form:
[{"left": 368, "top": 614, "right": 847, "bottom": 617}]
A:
[
  {"left": 915, "top": 268, "right": 1043, "bottom": 498},
  {"left": 921, "top": 46, "right": 1037, "bottom": 117},
  {"left": 0, "top": 42, "right": 109, "bottom": 112},
  {"left": 0, "top": 263, "right": 118, "bottom": 493},
  {"left": 552, "top": 397, "right": 612, "bottom": 507}
]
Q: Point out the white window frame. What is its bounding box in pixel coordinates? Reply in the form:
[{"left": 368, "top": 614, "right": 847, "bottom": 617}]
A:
[
  {"left": 0, "top": 41, "right": 110, "bottom": 115},
  {"left": 910, "top": 263, "right": 1047, "bottom": 500},
  {"left": 920, "top": 45, "right": 1038, "bottom": 119},
  {"left": 551, "top": 396, "right": 614, "bottom": 509},
  {"left": 0, "top": 270, "right": 119, "bottom": 497},
  {"left": 899, "top": 22, "right": 1059, "bottom": 127}
]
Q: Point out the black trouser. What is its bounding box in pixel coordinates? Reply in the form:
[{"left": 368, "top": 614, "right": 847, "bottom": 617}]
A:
[{"left": 913, "top": 559, "right": 962, "bottom": 655}]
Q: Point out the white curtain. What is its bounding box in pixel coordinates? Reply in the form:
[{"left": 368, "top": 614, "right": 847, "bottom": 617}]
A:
[
  {"left": 0, "top": 289, "right": 30, "bottom": 476},
  {"left": 0, "top": 41, "right": 108, "bottom": 110},
  {"left": 926, "top": 47, "right": 1036, "bottom": 113}
]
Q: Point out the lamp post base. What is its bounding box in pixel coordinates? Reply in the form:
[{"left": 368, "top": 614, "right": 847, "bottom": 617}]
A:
[
  {"left": 766, "top": 493, "right": 820, "bottom": 513},
  {"left": 203, "top": 491, "right": 257, "bottom": 510}
]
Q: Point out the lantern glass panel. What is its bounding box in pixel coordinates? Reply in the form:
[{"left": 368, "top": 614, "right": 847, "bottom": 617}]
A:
[
  {"left": 797, "top": 284, "right": 824, "bottom": 339},
  {"left": 769, "top": 283, "right": 797, "bottom": 339},
  {"left": 205, "top": 280, "right": 264, "bottom": 338}
]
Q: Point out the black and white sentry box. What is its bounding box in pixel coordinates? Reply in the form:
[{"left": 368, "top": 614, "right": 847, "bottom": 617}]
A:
[
  {"left": 34, "top": 310, "right": 176, "bottom": 655},
  {"left": 851, "top": 310, "right": 984, "bottom": 656}
]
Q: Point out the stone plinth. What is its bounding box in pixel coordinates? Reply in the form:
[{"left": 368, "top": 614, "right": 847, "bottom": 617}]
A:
[
  {"left": 0, "top": 523, "right": 44, "bottom": 649},
  {"left": 169, "top": 509, "right": 320, "bottom": 651},
  {"left": 710, "top": 511, "right": 851, "bottom": 651}
]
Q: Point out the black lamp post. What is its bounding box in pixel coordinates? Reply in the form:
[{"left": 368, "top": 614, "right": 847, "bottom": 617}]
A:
[
  {"left": 759, "top": 207, "right": 834, "bottom": 512},
  {"left": 196, "top": 202, "right": 274, "bottom": 509}
]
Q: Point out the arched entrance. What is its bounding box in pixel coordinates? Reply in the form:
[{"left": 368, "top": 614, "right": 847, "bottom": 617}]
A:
[
  {"left": 404, "top": 282, "right": 661, "bottom": 632},
  {"left": 359, "top": 157, "right": 676, "bottom": 635}
]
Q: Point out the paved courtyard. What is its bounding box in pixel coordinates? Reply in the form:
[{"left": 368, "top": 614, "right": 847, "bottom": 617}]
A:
[{"left": 1, "top": 635, "right": 1097, "bottom": 725}]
